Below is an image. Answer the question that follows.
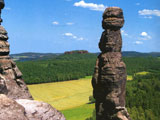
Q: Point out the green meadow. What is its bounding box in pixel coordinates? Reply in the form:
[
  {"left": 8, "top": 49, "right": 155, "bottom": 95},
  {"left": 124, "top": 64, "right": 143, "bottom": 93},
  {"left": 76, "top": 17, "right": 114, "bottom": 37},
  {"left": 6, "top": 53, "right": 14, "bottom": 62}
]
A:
[
  {"left": 28, "top": 77, "right": 93, "bottom": 110},
  {"left": 28, "top": 75, "right": 134, "bottom": 120}
]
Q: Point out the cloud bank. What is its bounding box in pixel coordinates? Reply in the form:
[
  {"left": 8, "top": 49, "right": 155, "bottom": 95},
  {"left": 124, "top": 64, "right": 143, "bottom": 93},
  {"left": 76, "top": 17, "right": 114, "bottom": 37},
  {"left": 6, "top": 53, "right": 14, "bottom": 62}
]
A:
[
  {"left": 74, "top": 0, "right": 107, "bottom": 11},
  {"left": 138, "top": 32, "right": 152, "bottom": 40},
  {"left": 64, "top": 32, "right": 84, "bottom": 41},
  {"left": 52, "top": 21, "right": 59, "bottom": 25},
  {"left": 139, "top": 9, "right": 160, "bottom": 17}
]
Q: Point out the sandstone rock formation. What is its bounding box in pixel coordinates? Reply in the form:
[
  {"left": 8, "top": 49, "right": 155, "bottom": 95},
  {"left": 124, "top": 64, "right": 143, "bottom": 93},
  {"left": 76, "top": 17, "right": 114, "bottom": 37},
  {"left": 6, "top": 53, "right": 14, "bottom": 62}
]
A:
[
  {"left": 0, "top": 94, "right": 66, "bottom": 120},
  {"left": 0, "top": 94, "right": 28, "bottom": 120},
  {"left": 0, "top": 0, "right": 32, "bottom": 100},
  {"left": 92, "top": 7, "right": 131, "bottom": 120},
  {"left": 0, "top": 1, "right": 66, "bottom": 120},
  {"left": 0, "top": 23, "right": 33, "bottom": 100},
  {"left": 16, "top": 99, "right": 66, "bottom": 120}
]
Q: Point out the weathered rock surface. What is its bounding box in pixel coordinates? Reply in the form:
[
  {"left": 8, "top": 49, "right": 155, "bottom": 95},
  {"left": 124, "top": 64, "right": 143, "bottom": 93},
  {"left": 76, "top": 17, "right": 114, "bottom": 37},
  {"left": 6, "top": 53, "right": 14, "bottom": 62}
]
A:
[
  {"left": 0, "top": 4, "right": 33, "bottom": 99},
  {"left": 0, "top": 94, "right": 28, "bottom": 120},
  {"left": 102, "top": 7, "right": 124, "bottom": 30},
  {"left": 0, "top": 26, "right": 33, "bottom": 100},
  {"left": 16, "top": 99, "right": 66, "bottom": 120},
  {"left": 0, "top": 2, "right": 66, "bottom": 120},
  {"left": 0, "top": 94, "right": 66, "bottom": 120},
  {"left": 92, "top": 7, "right": 131, "bottom": 120}
]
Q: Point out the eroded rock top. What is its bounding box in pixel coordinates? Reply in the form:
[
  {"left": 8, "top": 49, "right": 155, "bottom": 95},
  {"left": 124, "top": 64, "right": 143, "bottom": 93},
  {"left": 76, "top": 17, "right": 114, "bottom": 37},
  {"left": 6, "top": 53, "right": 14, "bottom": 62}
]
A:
[{"left": 102, "top": 7, "right": 124, "bottom": 30}]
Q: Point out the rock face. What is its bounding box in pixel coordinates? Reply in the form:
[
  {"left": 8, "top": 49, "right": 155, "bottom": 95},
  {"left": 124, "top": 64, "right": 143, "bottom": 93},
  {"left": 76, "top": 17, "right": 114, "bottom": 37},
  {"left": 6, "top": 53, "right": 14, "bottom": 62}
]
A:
[
  {"left": 0, "top": 94, "right": 28, "bottom": 120},
  {"left": 16, "top": 99, "right": 66, "bottom": 120},
  {"left": 92, "top": 7, "right": 131, "bottom": 120},
  {"left": 0, "top": 94, "right": 66, "bottom": 120},
  {"left": 0, "top": 0, "right": 32, "bottom": 100},
  {"left": 0, "top": 26, "right": 33, "bottom": 100},
  {"left": 0, "top": 1, "right": 66, "bottom": 120}
]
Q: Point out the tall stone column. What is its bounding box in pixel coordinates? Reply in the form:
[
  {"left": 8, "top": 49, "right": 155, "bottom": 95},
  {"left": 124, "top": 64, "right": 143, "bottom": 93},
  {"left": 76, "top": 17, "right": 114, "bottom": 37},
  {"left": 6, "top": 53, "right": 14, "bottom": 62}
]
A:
[
  {"left": 0, "top": 0, "right": 33, "bottom": 100},
  {"left": 92, "top": 7, "right": 131, "bottom": 120}
]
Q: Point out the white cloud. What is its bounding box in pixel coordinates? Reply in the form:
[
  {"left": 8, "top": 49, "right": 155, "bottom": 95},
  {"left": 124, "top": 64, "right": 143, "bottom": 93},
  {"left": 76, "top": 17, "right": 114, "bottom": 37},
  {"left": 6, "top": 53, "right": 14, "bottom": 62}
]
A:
[
  {"left": 138, "top": 32, "right": 152, "bottom": 40},
  {"left": 144, "top": 16, "right": 152, "bottom": 19},
  {"left": 74, "top": 0, "right": 107, "bottom": 12},
  {"left": 138, "top": 9, "right": 160, "bottom": 17},
  {"left": 121, "top": 30, "right": 128, "bottom": 36},
  {"left": 73, "top": 36, "right": 77, "bottom": 39},
  {"left": 64, "top": 33, "right": 74, "bottom": 36},
  {"left": 4, "top": 7, "right": 11, "bottom": 10},
  {"left": 135, "top": 41, "right": 143, "bottom": 45},
  {"left": 63, "top": 32, "right": 85, "bottom": 41},
  {"left": 52, "top": 21, "right": 59, "bottom": 25},
  {"left": 136, "top": 3, "right": 140, "bottom": 6},
  {"left": 78, "top": 37, "right": 84, "bottom": 41},
  {"left": 141, "top": 32, "right": 147, "bottom": 37},
  {"left": 66, "top": 22, "right": 74, "bottom": 25}
]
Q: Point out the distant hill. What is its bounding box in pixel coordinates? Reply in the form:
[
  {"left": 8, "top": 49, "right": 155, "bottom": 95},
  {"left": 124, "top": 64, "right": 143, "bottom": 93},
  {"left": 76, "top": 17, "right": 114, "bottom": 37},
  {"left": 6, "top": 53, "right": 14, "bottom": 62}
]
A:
[
  {"left": 64, "top": 50, "right": 89, "bottom": 54},
  {"left": 10, "top": 52, "right": 61, "bottom": 61},
  {"left": 10, "top": 51, "right": 160, "bottom": 61},
  {"left": 122, "top": 51, "right": 160, "bottom": 57}
]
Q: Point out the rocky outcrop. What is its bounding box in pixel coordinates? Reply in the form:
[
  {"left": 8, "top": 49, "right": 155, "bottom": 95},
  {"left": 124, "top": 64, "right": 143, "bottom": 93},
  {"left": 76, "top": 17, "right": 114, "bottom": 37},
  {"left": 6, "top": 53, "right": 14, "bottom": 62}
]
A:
[
  {"left": 0, "top": 94, "right": 28, "bottom": 120},
  {"left": 0, "top": 94, "right": 65, "bottom": 120},
  {"left": 92, "top": 7, "right": 131, "bottom": 120},
  {"left": 0, "top": 1, "right": 66, "bottom": 120},
  {"left": 16, "top": 99, "right": 66, "bottom": 120},
  {"left": 0, "top": 0, "right": 32, "bottom": 100},
  {"left": 0, "top": 24, "right": 33, "bottom": 100}
]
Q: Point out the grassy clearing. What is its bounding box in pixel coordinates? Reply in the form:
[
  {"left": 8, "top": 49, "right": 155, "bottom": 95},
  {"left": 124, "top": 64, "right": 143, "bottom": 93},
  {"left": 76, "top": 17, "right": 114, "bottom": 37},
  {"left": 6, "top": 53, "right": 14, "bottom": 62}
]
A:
[
  {"left": 28, "top": 77, "right": 93, "bottom": 110},
  {"left": 28, "top": 75, "right": 134, "bottom": 111},
  {"left": 136, "top": 71, "right": 149, "bottom": 75},
  {"left": 127, "top": 71, "right": 149, "bottom": 81},
  {"left": 127, "top": 75, "right": 133, "bottom": 81},
  {"left": 62, "top": 103, "right": 94, "bottom": 120}
]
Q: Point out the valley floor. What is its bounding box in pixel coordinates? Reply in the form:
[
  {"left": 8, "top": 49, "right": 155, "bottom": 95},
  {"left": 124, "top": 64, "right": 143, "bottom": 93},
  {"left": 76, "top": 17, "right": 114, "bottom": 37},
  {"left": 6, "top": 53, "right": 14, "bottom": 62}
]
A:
[
  {"left": 28, "top": 75, "right": 136, "bottom": 120},
  {"left": 28, "top": 76, "right": 93, "bottom": 110}
]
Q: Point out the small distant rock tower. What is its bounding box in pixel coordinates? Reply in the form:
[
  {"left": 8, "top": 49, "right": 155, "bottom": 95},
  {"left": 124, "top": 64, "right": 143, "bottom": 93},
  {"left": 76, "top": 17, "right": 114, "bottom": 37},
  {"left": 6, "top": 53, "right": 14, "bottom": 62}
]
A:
[
  {"left": 92, "top": 7, "right": 131, "bottom": 120},
  {"left": 0, "top": 0, "right": 33, "bottom": 100}
]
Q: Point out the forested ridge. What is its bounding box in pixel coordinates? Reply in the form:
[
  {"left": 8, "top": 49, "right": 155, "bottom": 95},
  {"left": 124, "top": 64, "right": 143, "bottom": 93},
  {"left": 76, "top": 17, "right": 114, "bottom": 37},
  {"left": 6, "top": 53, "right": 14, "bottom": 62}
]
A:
[
  {"left": 126, "top": 73, "right": 160, "bottom": 120},
  {"left": 11, "top": 51, "right": 160, "bottom": 62},
  {"left": 17, "top": 53, "right": 160, "bottom": 84},
  {"left": 17, "top": 53, "right": 96, "bottom": 84}
]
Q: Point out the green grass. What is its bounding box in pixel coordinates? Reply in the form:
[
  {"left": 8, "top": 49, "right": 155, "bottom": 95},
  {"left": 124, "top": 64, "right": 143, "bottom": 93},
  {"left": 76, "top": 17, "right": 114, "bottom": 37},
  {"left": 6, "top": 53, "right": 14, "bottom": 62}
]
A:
[
  {"left": 81, "top": 76, "right": 92, "bottom": 79},
  {"left": 28, "top": 73, "right": 145, "bottom": 120},
  {"left": 136, "top": 71, "right": 149, "bottom": 75},
  {"left": 61, "top": 103, "right": 94, "bottom": 120},
  {"left": 127, "top": 71, "right": 149, "bottom": 81},
  {"left": 127, "top": 75, "right": 133, "bottom": 81},
  {"left": 28, "top": 75, "right": 136, "bottom": 111},
  {"left": 28, "top": 77, "right": 93, "bottom": 110}
]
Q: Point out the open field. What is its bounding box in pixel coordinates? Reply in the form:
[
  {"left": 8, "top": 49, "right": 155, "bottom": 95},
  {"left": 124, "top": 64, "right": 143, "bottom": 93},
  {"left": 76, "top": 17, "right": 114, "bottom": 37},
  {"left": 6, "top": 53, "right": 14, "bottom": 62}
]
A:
[
  {"left": 136, "top": 71, "right": 149, "bottom": 75},
  {"left": 127, "top": 75, "right": 133, "bottom": 81},
  {"left": 28, "top": 76, "right": 93, "bottom": 110},
  {"left": 62, "top": 103, "right": 94, "bottom": 120},
  {"left": 127, "top": 71, "right": 149, "bottom": 81},
  {"left": 28, "top": 75, "right": 134, "bottom": 111},
  {"left": 28, "top": 73, "right": 151, "bottom": 119}
]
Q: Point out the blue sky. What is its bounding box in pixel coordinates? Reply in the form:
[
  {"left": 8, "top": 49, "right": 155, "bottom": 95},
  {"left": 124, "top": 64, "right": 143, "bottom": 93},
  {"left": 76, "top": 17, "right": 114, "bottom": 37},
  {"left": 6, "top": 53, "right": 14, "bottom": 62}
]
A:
[{"left": 2, "top": 0, "right": 160, "bottom": 54}]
